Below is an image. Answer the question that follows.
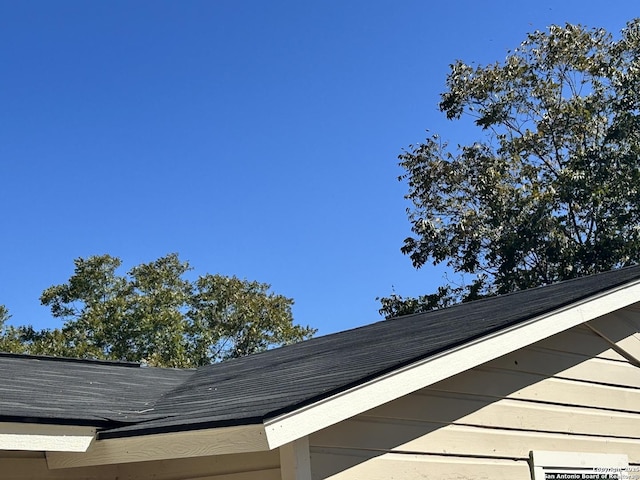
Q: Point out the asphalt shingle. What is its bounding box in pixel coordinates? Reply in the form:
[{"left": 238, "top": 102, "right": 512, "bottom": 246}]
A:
[{"left": 2, "top": 265, "right": 640, "bottom": 439}]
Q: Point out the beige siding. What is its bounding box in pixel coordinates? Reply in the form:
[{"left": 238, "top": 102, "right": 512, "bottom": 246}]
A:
[
  {"left": 309, "top": 310, "right": 640, "bottom": 479},
  {"left": 311, "top": 448, "right": 530, "bottom": 480},
  {"left": 1, "top": 450, "right": 280, "bottom": 480}
]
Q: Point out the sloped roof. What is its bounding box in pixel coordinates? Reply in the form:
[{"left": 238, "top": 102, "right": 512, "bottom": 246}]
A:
[
  {"left": 3, "top": 265, "right": 640, "bottom": 440},
  {"left": 0, "top": 354, "right": 191, "bottom": 426}
]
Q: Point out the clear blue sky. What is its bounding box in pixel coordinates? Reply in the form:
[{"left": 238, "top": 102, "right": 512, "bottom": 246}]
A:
[{"left": 1, "top": 1, "right": 637, "bottom": 336}]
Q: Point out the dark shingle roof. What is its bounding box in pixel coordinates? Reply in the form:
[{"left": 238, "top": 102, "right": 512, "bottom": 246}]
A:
[
  {"left": 0, "top": 354, "right": 192, "bottom": 426},
  {"left": 2, "top": 265, "right": 640, "bottom": 439}
]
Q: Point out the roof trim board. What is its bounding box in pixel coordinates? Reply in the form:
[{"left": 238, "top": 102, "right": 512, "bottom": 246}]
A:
[
  {"left": 46, "top": 423, "right": 269, "bottom": 469},
  {"left": 263, "top": 279, "right": 640, "bottom": 448},
  {"left": 0, "top": 423, "right": 95, "bottom": 452}
]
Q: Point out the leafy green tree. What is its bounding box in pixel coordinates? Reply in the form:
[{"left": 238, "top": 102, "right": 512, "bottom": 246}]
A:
[
  {"left": 381, "top": 20, "right": 640, "bottom": 317},
  {"left": 39, "top": 255, "right": 133, "bottom": 359},
  {"left": 188, "top": 274, "right": 306, "bottom": 363},
  {"left": 2, "top": 254, "right": 315, "bottom": 367},
  {"left": 0, "top": 306, "right": 25, "bottom": 354},
  {"left": 0, "top": 307, "right": 50, "bottom": 355}
]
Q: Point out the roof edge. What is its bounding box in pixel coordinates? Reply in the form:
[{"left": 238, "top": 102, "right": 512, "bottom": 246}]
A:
[
  {"left": 390, "top": 264, "right": 640, "bottom": 322},
  {"left": 263, "top": 277, "right": 640, "bottom": 449},
  {"left": 0, "top": 422, "right": 95, "bottom": 453},
  {"left": 46, "top": 423, "right": 269, "bottom": 469},
  {"left": 0, "top": 352, "right": 142, "bottom": 368}
]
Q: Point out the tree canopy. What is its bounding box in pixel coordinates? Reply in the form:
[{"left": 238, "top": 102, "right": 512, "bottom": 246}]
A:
[
  {"left": 380, "top": 20, "right": 640, "bottom": 318},
  {"left": 1, "top": 254, "right": 315, "bottom": 367}
]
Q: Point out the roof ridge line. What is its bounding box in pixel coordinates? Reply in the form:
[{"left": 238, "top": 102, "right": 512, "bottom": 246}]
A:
[{"left": 0, "top": 351, "right": 142, "bottom": 367}]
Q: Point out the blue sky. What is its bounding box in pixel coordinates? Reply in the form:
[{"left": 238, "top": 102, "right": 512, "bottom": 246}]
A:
[{"left": 1, "top": 1, "right": 637, "bottom": 336}]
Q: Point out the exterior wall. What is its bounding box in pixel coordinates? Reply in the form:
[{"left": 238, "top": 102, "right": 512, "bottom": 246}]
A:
[
  {"left": 309, "top": 308, "right": 640, "bottom": 480},
  {"left": 0, "top": 449, "right": 280, "bottom": 480}
]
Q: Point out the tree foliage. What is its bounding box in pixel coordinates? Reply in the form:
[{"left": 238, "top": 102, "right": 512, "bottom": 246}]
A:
[
  {"left": 0, "top": 305, "right": 27, "bottom": 354},
  {"left": 381, "top": 20, "right": 640, "bottom": 317},
  {"left": 1, "top": 254, "right": 315, "bottom": 367}
]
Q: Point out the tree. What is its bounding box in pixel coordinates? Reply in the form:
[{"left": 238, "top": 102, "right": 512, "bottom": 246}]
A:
[
  {"left": 2, "top": 254, "right": 315, "bottom": 367},
  {"left": 188, "top": 274, "right": 306, "bottom": 363},
  {"left": 380, "top": 20, "right": 640, "bottom": 317},
  {"left": 0, "top": 305, "right": 24, "bottom": 354},
  {"left": 0, "top": 305, "right": 9, "bottom": 325}
]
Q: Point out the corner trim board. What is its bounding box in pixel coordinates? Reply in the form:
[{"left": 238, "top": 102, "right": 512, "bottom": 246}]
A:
[{"left": 279, "top": 437, "right": 312, "bottom": 480}]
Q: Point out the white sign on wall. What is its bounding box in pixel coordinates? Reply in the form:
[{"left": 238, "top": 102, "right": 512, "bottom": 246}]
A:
[{"left": 530, "top": 451, "right": 631, "bottom": 480}]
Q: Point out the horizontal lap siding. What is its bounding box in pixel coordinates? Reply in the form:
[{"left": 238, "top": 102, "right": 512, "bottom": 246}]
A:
[
  {"left": 530, "top": 324, "right": 629, "bottom": 361},
  {"left": 587, "top": 309, "right": 640, "bottom": 361},
  {"left": 310, "top": 311, "right": 640, "bottom": 479},
  {"left": 1, "top": 450, "right": 280, "bottom": 480},
  {"left": 362, "top": 392, "right": 640, "bottom": 438},
  {"left": 311, "top": 448, "right": 531, "bottom": 480}
]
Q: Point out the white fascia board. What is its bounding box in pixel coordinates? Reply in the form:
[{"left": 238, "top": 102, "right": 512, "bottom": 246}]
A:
[
  {"left": 47, "top": 423, "right": 269, "bottom": 469},
  {"left": 0, "top": 422, "right": 96, "bottom": 452},
  {"left": 264, "top": 280, "right": 640, "bottom": 449}
]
